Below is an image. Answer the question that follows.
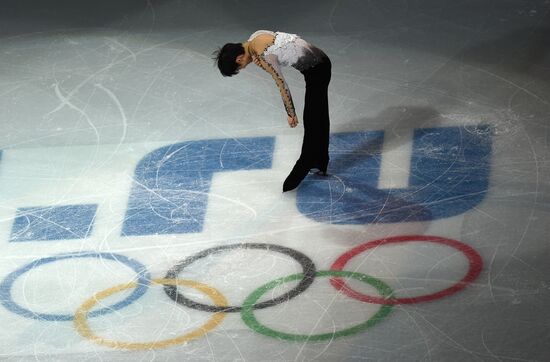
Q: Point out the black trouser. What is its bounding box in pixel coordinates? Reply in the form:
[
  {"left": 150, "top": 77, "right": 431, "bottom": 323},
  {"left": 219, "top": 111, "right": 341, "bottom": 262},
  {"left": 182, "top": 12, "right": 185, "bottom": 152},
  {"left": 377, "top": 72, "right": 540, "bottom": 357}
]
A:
[
  {"left": 283, "top": 56, "right": 331, "bottom": 192},
  {"left": 298, "top": 56, "right": 332, "bottom": 172}
]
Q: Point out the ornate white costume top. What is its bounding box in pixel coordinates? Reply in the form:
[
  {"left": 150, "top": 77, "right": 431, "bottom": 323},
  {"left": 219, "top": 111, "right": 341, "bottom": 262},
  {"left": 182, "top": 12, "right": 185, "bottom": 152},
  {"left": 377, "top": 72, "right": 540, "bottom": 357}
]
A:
[{"left": 247, "top": 30, "right": 327, "bottom": 117}]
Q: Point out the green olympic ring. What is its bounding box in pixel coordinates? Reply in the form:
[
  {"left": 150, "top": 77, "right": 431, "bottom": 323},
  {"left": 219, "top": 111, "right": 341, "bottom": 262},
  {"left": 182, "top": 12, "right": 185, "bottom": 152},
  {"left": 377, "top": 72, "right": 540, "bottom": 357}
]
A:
[{"left": 240, "top": 270, "right": 394, "bottom": 341}]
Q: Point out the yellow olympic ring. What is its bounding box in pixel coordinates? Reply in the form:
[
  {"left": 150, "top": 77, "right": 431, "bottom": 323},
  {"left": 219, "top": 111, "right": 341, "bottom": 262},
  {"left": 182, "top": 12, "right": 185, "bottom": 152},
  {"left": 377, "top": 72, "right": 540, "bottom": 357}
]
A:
[{"left": 74, "top": 278, "right": 228, "bottom": 350}]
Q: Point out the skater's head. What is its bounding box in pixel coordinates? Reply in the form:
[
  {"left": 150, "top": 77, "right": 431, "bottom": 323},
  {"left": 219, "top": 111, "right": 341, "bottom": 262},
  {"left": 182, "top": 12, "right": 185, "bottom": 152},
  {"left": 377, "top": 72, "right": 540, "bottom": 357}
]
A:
[{"left": 213, "top": 43, "right": 250, "bottom": 76}]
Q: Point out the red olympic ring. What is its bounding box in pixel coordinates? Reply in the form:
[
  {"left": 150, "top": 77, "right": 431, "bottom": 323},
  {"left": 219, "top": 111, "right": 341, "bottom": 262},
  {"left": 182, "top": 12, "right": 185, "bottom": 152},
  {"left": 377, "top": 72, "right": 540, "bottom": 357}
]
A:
[{"left": 329, "top": 235, "right": 483, "bottom": 305}]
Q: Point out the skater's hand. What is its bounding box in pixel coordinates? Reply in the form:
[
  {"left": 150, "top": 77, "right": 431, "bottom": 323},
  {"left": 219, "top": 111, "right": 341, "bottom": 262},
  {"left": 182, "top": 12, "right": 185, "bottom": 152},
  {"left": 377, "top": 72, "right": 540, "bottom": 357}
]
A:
[{"left": 288, "top": 115, "right": 299, "bottom": 128}]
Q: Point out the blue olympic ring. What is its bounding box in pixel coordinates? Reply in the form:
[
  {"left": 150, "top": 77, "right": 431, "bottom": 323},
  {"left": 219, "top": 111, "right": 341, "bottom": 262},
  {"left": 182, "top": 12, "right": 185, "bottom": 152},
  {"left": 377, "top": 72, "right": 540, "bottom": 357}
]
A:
[{"left": 0, "top": 251, "right": 151, "bottom": 321}]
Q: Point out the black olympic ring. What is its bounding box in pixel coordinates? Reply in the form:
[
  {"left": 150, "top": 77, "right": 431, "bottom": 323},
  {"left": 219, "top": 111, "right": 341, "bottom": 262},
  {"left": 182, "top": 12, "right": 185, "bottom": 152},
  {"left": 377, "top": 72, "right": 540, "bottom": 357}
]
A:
[{"left": 163, "top": 243, "right": 316, "bottom": 313}]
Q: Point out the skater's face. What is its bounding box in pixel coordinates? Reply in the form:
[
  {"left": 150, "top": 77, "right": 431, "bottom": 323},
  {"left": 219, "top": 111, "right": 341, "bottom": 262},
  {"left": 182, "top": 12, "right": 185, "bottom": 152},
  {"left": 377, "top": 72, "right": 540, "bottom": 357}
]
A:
[{"left": 236, "top": 54, "right": 251, "bottom": 70}]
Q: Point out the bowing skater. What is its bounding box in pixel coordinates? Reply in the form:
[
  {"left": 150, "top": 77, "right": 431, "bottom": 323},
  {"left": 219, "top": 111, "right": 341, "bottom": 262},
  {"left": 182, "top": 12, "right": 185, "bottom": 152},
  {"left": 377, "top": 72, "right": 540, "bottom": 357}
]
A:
[{"left": 213, "top": 30, "right": 332, "bottom": 192}]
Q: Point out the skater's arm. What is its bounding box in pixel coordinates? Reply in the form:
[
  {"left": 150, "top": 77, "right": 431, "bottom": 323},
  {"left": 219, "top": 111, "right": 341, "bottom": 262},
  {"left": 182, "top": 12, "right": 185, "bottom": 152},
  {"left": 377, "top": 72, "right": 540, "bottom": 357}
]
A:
[
  {"left": 249, "top": 41, "right": 297, "bottom": 120},
  {"left": 254, "top": 54, "right": 296, "bottom": 118}
]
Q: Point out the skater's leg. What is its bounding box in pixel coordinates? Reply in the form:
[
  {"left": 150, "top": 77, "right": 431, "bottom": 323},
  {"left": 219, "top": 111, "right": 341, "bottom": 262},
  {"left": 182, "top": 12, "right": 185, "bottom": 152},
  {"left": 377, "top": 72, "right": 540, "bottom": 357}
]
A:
[{"left": 283, "top": 59, "right": 331, "bottom": 192}]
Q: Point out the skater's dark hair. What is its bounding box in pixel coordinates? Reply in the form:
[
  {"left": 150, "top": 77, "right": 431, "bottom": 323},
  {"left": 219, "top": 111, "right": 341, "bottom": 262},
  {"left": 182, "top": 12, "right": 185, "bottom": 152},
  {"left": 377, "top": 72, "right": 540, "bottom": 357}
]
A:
[{"left": 212, "top": 43, "right": 245, "bottom": 77}]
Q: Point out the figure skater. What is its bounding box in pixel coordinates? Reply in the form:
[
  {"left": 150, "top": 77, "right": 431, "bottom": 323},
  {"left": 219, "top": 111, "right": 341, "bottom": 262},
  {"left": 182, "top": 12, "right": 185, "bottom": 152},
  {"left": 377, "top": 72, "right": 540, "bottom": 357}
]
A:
[{"left": 213, "top": 30, "right": 331, "bottom": 192}]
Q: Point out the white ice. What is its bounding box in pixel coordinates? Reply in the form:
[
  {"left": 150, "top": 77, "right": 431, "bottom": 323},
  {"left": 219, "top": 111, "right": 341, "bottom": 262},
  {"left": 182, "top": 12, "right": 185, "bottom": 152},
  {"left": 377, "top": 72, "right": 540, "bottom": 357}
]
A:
[{"left": 0, "top": 0, "right": 549, "bottom": 361}]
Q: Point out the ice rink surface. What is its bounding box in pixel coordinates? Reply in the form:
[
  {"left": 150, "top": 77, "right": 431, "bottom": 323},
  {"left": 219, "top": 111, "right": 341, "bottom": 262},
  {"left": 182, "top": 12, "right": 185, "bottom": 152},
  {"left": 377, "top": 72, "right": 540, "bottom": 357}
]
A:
[{"left": 0, "top": 0, "right": 549, "bottom": 360}]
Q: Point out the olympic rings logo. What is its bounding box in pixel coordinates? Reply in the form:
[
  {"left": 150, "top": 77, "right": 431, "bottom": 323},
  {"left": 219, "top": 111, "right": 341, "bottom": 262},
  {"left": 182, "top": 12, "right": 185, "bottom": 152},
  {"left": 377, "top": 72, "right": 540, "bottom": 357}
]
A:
[{"left": 0, "top": 235, "right": 483, "bottom": 350}]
